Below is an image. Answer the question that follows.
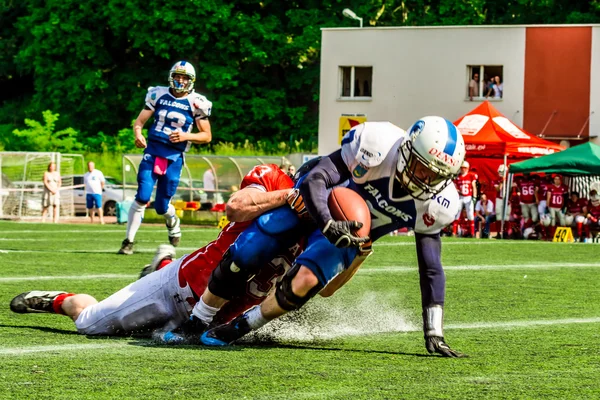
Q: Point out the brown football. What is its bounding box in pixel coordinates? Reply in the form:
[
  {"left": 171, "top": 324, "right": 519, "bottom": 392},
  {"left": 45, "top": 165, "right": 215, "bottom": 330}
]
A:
[{"left": 327, "top": 187, "right": 371, "bottom": 237}]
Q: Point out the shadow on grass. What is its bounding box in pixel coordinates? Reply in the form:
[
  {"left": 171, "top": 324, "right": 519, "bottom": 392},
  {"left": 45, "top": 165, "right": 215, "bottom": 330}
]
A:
[
  {"left": 125, "top": 337, "right": 426, "bottom": 357},
  {"left": 0, "top": 324, "right": 79, "bottom": 335}
]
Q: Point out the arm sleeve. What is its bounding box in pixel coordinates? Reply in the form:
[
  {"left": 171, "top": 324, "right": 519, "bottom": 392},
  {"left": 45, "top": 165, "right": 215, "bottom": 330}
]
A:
[
  {"left": 415, "top": 233, "right": 446, "bottom": 307},
  {"left": 299, "top": 150, "right": 352, "bottom": 230}
]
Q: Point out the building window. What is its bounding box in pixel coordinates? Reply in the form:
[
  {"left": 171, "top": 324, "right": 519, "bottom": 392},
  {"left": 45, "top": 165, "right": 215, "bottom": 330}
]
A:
[
  {"left": 467, "top": 65, "right": 503, "bottom": 101},
  {"left": 340, "top": 66, "right": 372, "bottom": 99}
]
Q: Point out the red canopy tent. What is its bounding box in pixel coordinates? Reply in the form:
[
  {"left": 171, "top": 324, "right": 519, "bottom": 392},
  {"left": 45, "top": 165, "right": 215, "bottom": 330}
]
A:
[{"left": 453, "top": 101, "right": 564, "bottom": 186}]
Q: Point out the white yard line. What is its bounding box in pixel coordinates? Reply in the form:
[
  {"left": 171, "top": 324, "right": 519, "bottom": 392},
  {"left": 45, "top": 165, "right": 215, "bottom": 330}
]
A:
[
  {"left": 1, "top": 317, "right": 599, "bottom": 356},
  {"left": 0, "top": 342, "right": 130, "bottom": 355},
  {"left": 1, "top": 263, "right": 598, "bottom": 282},
  {"left": 359, "top": 263, "right": 600, "bottom": 273},
  {"left": 376, "top": 241, "right": 560, "bottom": 246},
  {"left": 0, "top": 274, "right": 137, "bottom": 282}
]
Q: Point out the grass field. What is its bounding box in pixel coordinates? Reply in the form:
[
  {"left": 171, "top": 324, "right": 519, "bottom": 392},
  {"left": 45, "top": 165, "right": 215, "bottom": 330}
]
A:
[{"left": 1, "top": 221, "right": 599, "bottom": 399}]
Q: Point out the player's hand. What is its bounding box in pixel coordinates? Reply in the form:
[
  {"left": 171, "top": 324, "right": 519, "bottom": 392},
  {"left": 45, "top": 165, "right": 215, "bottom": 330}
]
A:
[
  {"left": 134, "top": 132, "right": 147, "bottom": 149},
  {"left": 169, "top": 130, "right": 186, "bottom": 143},
  {"left": 322, "top": 219, "right": 369, "bottom": 248},
  {"left": 286, "top": 188, "right": 310, "bottom": 220},
  {"left": 425, "top": 336, "right": 466, "bottom": 358}
]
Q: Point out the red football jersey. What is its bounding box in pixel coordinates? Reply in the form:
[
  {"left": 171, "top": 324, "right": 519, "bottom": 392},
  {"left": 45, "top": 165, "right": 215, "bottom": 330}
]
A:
[
  {"left": 588, "top": 201, "right": 600, "bottom": 218},
  {"left": 567, "top": 198, "right": 587, "bottom": 214},
  {"left": 517, "top": 179, "right": 536, "bottom": 204},
  {"left": 178, "top": 164, "right": 295, "bottom": 322},
  {"left": 493, "top": 179, "right": 505, "bottom": 199},
  {"left": 538, "top": 182, "right": 549, "bottom": 198},
  {"left": 455, "top": 172, "right": 478, "bottom": 197},
  {"left": 547, "top": 184, "right": 568, "bottom": 208}
]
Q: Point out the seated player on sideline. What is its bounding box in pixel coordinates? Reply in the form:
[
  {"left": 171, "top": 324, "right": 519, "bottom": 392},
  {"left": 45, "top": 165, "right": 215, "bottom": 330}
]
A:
[
  {"left": 584, "top": 189, "right": 600, "bottom": 240},
  {"left": 565, "top": 191, "right": 588, "bottom": 241},
  {"left": 9, "top": 165, "right": 307, "bottom": 337},
  {"left": 188, "top": 117, "right": 467, "bottom": 357}
]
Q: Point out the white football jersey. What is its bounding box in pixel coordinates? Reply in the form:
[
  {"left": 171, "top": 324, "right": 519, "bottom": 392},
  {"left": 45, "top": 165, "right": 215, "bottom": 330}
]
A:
[{"left": 340, "top": 122, "right": 459, "bottom": 240}]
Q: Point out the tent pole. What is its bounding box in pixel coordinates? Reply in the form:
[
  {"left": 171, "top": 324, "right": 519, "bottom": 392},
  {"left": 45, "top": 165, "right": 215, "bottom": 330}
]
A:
[{"left": 500, "top": 155, "right": 509, "bottom": 237}]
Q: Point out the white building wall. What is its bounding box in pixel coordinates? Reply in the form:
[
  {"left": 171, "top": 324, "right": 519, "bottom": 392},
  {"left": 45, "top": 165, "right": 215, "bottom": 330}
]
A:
[
  {"left": 591, "top": 27, "right": 600, "bottom": 146},
  {"left": 318, "top": 26, "right": 526, "bottom": 155}
]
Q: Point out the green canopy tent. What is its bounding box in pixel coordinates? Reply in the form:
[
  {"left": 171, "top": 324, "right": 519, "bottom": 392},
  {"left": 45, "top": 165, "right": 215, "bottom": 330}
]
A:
[{"left": 509, "top": 142, "right": 600, "bottom": 175}]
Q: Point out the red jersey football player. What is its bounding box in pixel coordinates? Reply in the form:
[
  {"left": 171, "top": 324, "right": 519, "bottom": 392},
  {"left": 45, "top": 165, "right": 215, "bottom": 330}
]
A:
[
  {"left": 565, "top": 191, "right": 588, "bottom": 240},
  {"left": 585, "top": 189, "right": 600, "bottom": 240},
  {"left": 536, "top": 175, "right": 550, "bottom": 217},
  {"left": 546, "top": 174, "right": 568, "bottom": 237},
  {"left": 453, "top": 161, "right": 478, "bottom": 237},
  {"left": 517, "top": 173, "right": 539, "bottom": 225},
  {"left": 9, "top": 164, "right": 305, "bottom": 337},
  {"left": 492, "top": 164, "right": 512, "bottom": 238}
]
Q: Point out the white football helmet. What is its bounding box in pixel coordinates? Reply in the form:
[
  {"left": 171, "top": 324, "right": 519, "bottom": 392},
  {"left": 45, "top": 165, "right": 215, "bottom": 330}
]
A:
[
  {"left": 497, "top": 164, "right": 507, "bottom": 178},
  {"left": 540, "top": 214, "right": 552, "bottom": 227},
  {"left": 398, "top": 116, "right": 466, "bottom": 200},
  {"left": 168, "top": 61, "right": 196, "bottom": 93}
]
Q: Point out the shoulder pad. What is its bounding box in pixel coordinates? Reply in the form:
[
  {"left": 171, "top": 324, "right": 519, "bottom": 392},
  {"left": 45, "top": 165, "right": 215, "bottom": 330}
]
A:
[
  {"left": 415, "top": 185, "right": 460, "bottom": 234},
  {"left": 189, "top": 93, "right": 212, "bottom": 117},
  {"left": 353, "top": 122, "right": 404, "bottom": 168}
]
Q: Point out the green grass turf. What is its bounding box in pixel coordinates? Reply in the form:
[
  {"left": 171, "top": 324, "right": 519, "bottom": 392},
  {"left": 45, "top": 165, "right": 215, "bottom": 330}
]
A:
[{"left": 0, "top": 221, "right": 599, "bottom": 399}]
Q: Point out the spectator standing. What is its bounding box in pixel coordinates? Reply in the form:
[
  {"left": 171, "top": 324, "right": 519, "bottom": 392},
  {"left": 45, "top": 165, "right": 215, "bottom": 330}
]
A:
[
  {"left": 468, "top": 72, "right": 480, "bottom": 101},
  {"left": 475, "top": 193, "right": 494, "bottom": 238},
  {"left": 287, "top": 165, "right": 296, "bottom": 179},
  {"left": 203, "top": 168, "right": 216, "bottom": 202},
  {"left": 491, "top": 76, "right": 503, "bottom": 99},
  {"left": 84, "top": 161, "right": 106, "bottom": 224},
  {"left": 42, "top": 162, "right": 61, "bottom": 223}
]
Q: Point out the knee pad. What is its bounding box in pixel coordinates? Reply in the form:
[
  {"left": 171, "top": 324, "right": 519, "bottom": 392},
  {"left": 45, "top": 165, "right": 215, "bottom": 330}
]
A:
[
  {"left": 275, "top": 264, "right": 323, "bottom": 312},
  {"left": 207, "top": 250, "right": 252, "bottom": 301}
]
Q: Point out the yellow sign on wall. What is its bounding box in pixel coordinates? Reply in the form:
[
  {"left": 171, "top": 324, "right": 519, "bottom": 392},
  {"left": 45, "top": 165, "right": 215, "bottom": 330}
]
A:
[
  {"left": 552, "top": 227, "right": 574, "bottom": 243},
  {"left": 339, "top": 114, "right": 367, "bottom": 144}
]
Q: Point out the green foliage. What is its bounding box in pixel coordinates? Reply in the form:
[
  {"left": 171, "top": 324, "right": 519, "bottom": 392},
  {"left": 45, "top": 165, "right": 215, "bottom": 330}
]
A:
[{"left": 11, "top": 110, "right": 82, "bottom": 152}]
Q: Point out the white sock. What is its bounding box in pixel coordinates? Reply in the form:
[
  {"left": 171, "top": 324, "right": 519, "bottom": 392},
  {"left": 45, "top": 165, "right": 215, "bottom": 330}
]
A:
[
  {"left": 245, "top": 306, "right": 269, "bottom": 330},
  {"left": 126, "top": 202, "right": 146, "bottom": 242},
  {"left": 191, "top": 297, "right": 220, "bottom": 325},
  {"left": 164, "top": 204, "right": 177, "bottom": 228}
]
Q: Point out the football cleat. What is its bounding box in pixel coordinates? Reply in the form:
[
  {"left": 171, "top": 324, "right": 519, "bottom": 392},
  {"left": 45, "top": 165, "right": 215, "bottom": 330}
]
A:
[
  {"left": 118, "top": 239, "right": 134, "bottom": 255},
  {"left": 200, "top": 314, "right": 252, "bottom": 346},
  {"left": 158, "top": 315, "right": 208, "bottom": 344},
  {"left": 139, "top": 244, "right": 176, "bottom": 279},
  {"left": 10, "top": 291, "right": 67, "bottom": 314},
  {"left": 167, "top": 216, "right": 181, "bottom": 247}
]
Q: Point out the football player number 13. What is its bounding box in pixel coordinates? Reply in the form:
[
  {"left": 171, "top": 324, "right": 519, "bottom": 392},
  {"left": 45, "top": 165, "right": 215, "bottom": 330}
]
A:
[{"left": 155, "top": 109, "right": 186, "bottom": 135}]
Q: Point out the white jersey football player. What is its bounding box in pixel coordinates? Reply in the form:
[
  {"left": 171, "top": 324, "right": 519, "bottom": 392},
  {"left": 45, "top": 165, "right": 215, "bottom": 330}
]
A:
[
  {"left": 200, "top": 117, "right": 467, "bottom": 357},
  {"left": 119, "top": 61, "right": 212, "bottom": 255}
]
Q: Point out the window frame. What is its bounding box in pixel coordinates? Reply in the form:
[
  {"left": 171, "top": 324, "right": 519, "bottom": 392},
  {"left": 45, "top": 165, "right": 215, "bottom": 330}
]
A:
[
  {"left": 466, "top": 65, "right": 504, "bottom": 102},
  {"left": 338, "top": 65, "right": 373, "bottom": 101}
]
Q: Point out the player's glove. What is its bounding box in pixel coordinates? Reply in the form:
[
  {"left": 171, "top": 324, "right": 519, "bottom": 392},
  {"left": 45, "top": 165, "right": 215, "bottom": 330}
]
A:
[
  {"left": 322, "top": 219, "right": 369, "bottom": 248},
  {"left": 286, "top": 188, "right": 310, "bottom": 220},
  {"left": 425, "top": 336, "right": 466, "bottom": 358}
]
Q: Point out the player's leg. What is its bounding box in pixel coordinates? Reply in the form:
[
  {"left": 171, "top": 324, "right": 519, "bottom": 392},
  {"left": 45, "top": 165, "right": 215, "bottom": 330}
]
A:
[
  {"left": 120, "top": 156, "right": 156, "bottom": 254},
  {"left": 192, "top": 206, "right": 303, "bottom": 328},
  {"left": 86, "top": 194, "right": 94, "bottom": 223},
  {"left": 10, "top": 291, "right": 97, "bottom": 322},
  {"left": 529, "top": 204, "right": 539, "bottom": 223},
  {"left": 155, "top": 157, "right": 183, "bottom": 246},
  {"left": 452, "top": 198, "right": 465, "bottom": 236},
  {"left": 139, "top": 244, "right": 177, "bottom": 279},
  {"left": 201, "top": 230, "right": 357, "bottom": 346},
  {"left": 75, "top": 259, "right": 192, "bottom": 335},
  {"left": 465, "top": 196, "right": 475, "bottom": 237},
  {"left": 575, "top": 215, "right": 585, "bottom": 240},
  {"left": 558, "top": 210, "right": 566, "bottom": 227}
]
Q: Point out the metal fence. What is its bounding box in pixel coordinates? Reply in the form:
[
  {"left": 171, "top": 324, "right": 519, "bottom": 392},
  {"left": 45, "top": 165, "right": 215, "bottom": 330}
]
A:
[
  {"left": 122, "top": 154, "right": 289, "bottom": 207},
  {"left": 0, "top": 152, "right": 85, "bottom": 219}
]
